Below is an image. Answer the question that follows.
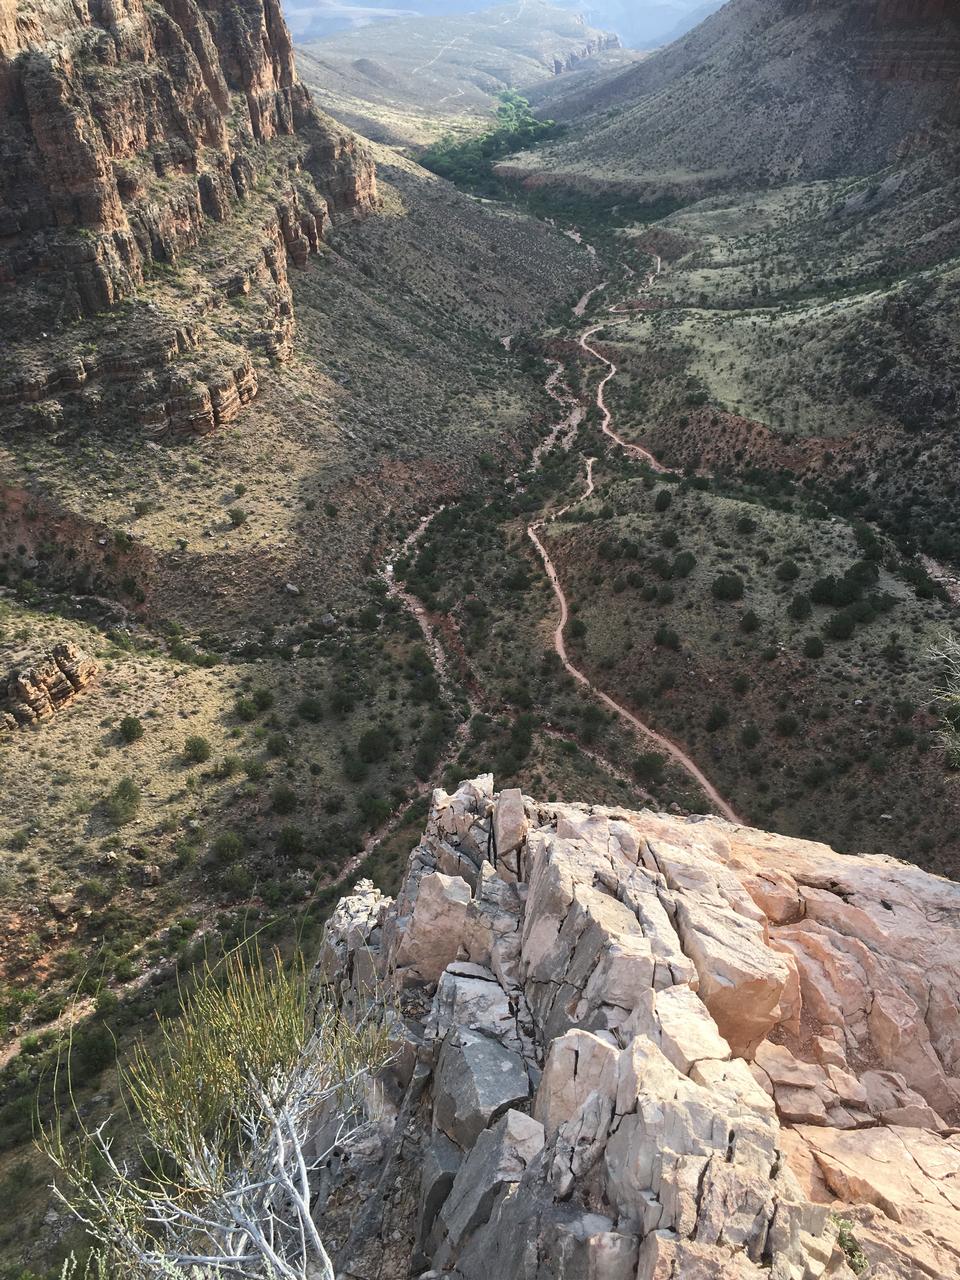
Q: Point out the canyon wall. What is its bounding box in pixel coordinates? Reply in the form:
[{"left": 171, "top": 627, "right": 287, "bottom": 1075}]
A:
[{"left": 0, "top": 0, "right": 377, "bottom": 433}]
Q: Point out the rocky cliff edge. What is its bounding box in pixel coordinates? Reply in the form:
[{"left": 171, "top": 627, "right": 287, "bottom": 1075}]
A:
[{"left": 317, "top": 775, "right": 960, "bottom": 1279}]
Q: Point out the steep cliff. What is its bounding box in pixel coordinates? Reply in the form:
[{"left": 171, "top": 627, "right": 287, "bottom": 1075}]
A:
[
  {"left": 318, "top": 776, "right": 960, "bottom": 1279},
  {"left": 0, "top": 0, "right": 377, "bottom": 433}
]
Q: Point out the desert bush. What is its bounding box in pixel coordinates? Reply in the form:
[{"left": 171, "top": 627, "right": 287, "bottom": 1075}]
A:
[
  {"left": 788, "top": 593, "right": 812, "bottom": 621},
  {"left": 183, "top": 735, "right": 211, "bottom": 764},
  {"left": 673, "top": 551, "right": 696, "bottom": 578},
  {"left": 776, "top": 713, "right": 800, "bottom": 737},
  {"left": 712, "top": 573, "right": 744, "bottom": 602},
  {"left": 931, "top": 635, "right": 960, "bottom": 766},
  {"left": 277, "top": 826, "right": 305, "bottom": 856},
  {"left": 706, "top": 704, "right": 729, "bottom": 732},
  {"left": 211, "top": 831, "right": 243, "bottom": 864},
  {"left": 358, "top": 727, "right": 391, "bottom": 764},
  {"left": 297, "top": 695, "right": 324, "bottom": 722},
  {"left": 104, "top": 777, "right": 140, "bottom": 826},
  {"left": 271, "top": 783, "right": 298, "bottom": 814},
  {"left": 633, "top": 752, "right": 666, "bottom": 785},
  {"left": 42, "top": 944, "right": 391, "bottom": 1278},
  {"left": 118, "top": 715, "right": 143, "bottom": 744}
]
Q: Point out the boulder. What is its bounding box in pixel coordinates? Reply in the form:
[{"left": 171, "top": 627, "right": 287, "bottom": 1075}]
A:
[
  {"left": 437, "top": 1109, "right": 544, "bottom": 1250},
  {"left": 493, "top": 787, "right": 527, "bottom": 878},
  {"left": 433, "top": 1027, "right": 530, "bottom": 1149},
  {"left": 534, "top": 1029, "right": 618, "bottom": 1138},
  {"left": 3, "top": 642, "right": 98, "bottom": 727},
  {"left": 392, "top": 872, "right": 472, "bottom": 983}
]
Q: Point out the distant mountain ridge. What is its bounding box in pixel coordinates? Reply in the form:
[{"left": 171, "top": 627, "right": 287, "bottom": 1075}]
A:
[
  {"left": 283, "top": 0, "right": 725, "bottom": 47},
  {"left": 500, "top": 0, "right": 960, "bottom": 195},
  {"left": 297, "top": 2, "right": 631, "bottom": 146}
]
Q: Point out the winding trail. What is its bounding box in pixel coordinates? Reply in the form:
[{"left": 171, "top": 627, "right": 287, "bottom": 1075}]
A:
[
  {"left": 372, "top": 247, "right": 741, "bottom": 840},
  {"left": 580, "top": 256, "right": 669, "bottom": 472},
  {"left": 527, "top": 257, "right": 743, "bottom": 824}
]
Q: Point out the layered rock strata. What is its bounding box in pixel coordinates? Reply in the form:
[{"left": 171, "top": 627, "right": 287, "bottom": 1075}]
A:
[
  {"left": 0, "top": 0, "right": 377, "bottom": 433},
  {"left": 317, "top": 776, "right": 960, "bottom": 1279},
  {"left": 1, "top": 641, "right": 98, "bottom": 728}
]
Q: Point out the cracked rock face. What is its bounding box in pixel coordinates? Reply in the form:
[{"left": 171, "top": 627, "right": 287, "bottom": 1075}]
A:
[
  {"left": 1, "top": 641, "right": 98, "bottom": 728},
  {"left": 0, "top": 0, "right": 377, "bottom": 434},
  {"left": 316, "top": 776, "right": 960, "bottom": 1279}
]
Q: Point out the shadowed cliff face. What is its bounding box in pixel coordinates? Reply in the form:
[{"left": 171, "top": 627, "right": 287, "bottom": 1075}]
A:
[{"left": 0, "top": 0, "right": 377, "bottom": 432}]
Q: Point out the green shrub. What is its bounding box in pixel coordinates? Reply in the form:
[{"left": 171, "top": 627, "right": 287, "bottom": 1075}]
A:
[
  {"left": 105, "top": 777, "right": 140, "bottom": 826},
  {"left": 244, "top": 758, "right": 266, "bottom": 782},
  {"left": 654, "top": 489, "right": 673, "bottom": 513},
  {"left": 358, "top": 726, "right": 391, "bottom": 763},
  {"left": 740, "top": 610, "right": 760, "bottom": 634},
  {"left": 219, "top": 864, "right": 253, "bottom": 896},
  {"left": 211, "top": 832, "right": 243, "bottom": 863},
  {"left": 70, "top": 1024, "right": 115, "bottom": 1080},
  {"left": 251, "top": 687, "right": 274, "bottom": 712},
  {"left": 633, "top": 752, "right": 666, "bottom": 785},
  {"left": 712, "top": 573, "right": 744, "bottom": 602},
  {"left": 706, "top": 705, "right": 729, "bottom": 732},
  {"left": 788, "top": 593, "right": 812, "bottom": 621},
  {"left": 183, "top": 735, "right": 212, "bottom": 764},
  {"left": 775, "top": 559, "right": 800, "bottom": 582},
  {"left": 776, "top": 713, "right": 800, "bottom": 737},
  {"left": 118, "top": 715, "right": 144, "bottom": 744},
  {"left": 271, "top": 784, "right": 298, "bottom": 814},
  {"left": 673, "top": 551, "right": 696, "bottom": 578},
  {"left": 824, "top": 611, "right": 856, "bottom": 641},
  {"left": 804, "top": 635, "right": 825, "bottom": 659},
  {"left": 297, "top": 695, "right": 324, "bottom": 722},
  {"left": 227, "top": 507, "right": 247, "bottom": 527},
  {"left": 276, "top": 826, "right": 304, "bottom": 856},
  {"left": 741, "top": 723, "right": 761, "bottom": 748}
]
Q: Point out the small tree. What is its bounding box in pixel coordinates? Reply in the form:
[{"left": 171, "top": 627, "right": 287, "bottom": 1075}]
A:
[{"left": 42, "top": 944, "right": 391, "bottom": 1279}]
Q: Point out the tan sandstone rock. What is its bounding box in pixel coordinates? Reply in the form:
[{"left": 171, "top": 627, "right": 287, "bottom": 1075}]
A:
[{"left": 316, "top": 778, "right": 960, "bottom": 1280}]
